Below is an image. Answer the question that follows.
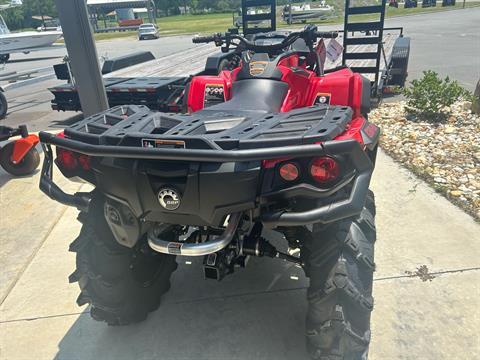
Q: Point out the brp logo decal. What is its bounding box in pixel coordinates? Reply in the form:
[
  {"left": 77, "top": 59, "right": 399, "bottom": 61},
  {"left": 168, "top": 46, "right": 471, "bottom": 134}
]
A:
[{"left": 158, "top": 188, "right": 181, "bottom": 211}]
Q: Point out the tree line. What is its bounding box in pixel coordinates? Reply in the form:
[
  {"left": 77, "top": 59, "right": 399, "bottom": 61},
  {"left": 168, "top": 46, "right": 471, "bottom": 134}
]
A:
[
  {"left": 1, "top": 0, "right": 57, "bottom": 30},
  {"left": 1, "top": 0, "right": 295, "bottom": 30}
]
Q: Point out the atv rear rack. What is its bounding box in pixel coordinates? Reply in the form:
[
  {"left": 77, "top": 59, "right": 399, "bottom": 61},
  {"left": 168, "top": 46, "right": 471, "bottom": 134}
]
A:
[{"left": 39, "top": 132, "right": 374, "bottom": 227}]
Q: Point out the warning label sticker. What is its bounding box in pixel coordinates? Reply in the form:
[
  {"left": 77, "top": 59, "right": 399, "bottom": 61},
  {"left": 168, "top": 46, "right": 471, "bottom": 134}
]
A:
[
  {"left": 142, "top": 139, "right": 186, "bottom": 149},
  {"left": 204, "top": 84, "right": 225, "bottom": 107}
]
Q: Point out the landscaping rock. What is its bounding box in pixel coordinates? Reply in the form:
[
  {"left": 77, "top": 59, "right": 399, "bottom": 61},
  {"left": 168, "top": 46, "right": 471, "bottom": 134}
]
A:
[
  {"left": 472, "top": 80, "right": 480, "bottom": 115},
  {"left": 370, "top": 100, "right": 480, "bottom": 221}
]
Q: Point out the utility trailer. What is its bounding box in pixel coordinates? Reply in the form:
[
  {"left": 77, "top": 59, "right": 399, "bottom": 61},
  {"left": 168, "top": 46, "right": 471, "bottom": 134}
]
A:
[
  {"left": 49, "top": 44, "right": 224, "bottom": 112},
  {"left": 49, "top": 0, "right": 410, "bottom": 112}
]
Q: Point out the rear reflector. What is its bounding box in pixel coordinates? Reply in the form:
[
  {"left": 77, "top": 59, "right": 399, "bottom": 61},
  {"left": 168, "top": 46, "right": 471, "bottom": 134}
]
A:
[
  {"left": 310, "top": 157, "right": 339, "bottom": 183},
  {"left": 77, "top": 154, "right": 92, "bottom": 171},
  {"left": 57, "top": 147, "right": 78, "bottom": 170},
  {"left": 279, "top": 162, "right": 299, "bottom": 181},
  {"left": 56, "top": 132, "right": 91, "bottom": 172}
]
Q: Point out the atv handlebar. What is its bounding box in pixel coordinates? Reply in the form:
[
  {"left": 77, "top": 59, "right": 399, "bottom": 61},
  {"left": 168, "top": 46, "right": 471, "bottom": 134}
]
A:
[
  {"left": 192, "top": 35, "right": 219, "bottom": 44},
  {"left": 192, "top": 27, "right": 338, "bottom": 52},
  {"left": 314, "top": 31, "right": 339, "bottom": 39}
]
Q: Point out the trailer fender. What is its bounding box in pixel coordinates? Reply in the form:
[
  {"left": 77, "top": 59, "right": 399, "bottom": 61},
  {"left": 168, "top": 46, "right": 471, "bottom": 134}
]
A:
[
  {"left": 101, "top": 51, "right": 155, "bottom": 75},
  {"left": 389, "top": 37, "right": 411, "bottom": 87},
  {"left": 11, "top": 135, "right": 39, "bottom": 164}
]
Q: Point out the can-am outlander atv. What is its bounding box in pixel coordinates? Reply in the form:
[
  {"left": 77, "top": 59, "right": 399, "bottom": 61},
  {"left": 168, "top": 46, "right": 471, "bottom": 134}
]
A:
[{"left": 40, "top": 26, "right": 379, "bottom": 359}]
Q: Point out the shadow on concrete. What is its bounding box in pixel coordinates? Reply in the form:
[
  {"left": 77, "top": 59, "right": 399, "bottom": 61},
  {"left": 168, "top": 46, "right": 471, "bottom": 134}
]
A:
[{"left": 54, "top": 233, "right": 312, "bottom": 360}]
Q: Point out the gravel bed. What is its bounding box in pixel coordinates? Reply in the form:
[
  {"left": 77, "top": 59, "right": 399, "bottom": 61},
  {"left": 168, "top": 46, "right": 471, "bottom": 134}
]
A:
[{"left": 370, "top": 100, "right": 480, "bottom": 221}]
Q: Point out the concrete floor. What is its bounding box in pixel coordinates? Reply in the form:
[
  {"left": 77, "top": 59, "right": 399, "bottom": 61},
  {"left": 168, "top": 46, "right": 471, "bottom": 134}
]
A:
[{"left": 0, "top": 150, "right": 479, "bottom": 360}]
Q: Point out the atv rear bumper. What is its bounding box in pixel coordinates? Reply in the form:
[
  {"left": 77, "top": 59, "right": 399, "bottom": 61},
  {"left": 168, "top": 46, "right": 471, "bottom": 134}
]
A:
[{"left": 39, "top": 131, "right": 374, "bottom": 227}]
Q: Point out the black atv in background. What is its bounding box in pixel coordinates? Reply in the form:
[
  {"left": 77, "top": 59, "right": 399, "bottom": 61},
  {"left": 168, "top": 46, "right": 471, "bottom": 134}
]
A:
[{"left": 40, "top": 26, "right": 378, "bottom": 359}]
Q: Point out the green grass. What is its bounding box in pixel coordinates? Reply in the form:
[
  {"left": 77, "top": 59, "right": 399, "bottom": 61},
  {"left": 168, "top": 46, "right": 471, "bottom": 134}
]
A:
[
  {"left": 91, "top": 1, "right": 480, "bottom": 40},
  {"left": 157, "top": 13, "right": 236, "bottom": 35},
  {"left": 93, "top": 31, "right": 138, "bottom": 41}
]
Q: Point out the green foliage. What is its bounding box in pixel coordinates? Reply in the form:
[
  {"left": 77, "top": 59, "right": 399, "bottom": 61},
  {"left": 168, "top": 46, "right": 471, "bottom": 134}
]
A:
[
  {"left": 403, "top": 70, "right": 473, "bottom": 121},
  {"left": 2, "top": 0, "right": 57, "bottom": 30}
]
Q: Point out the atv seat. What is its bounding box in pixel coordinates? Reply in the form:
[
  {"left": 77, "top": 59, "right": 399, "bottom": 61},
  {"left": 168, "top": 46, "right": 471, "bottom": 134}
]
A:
[{"left": 204, "top": 78, "right": 288, "bottom": 114}]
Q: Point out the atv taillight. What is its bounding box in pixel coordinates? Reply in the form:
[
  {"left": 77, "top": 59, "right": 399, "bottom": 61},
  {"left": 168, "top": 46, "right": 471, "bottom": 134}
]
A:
[
  {"left": 77, "top": 154, "right": 91, "bottom": 171},
  {"left": 57, "top": 148, "right": 91, "bottom": 171},
  {"left": 55, "top": 132, "right": 91, "bottom": 172},
  {"left": 310, "top": 157, "right": 339, "bottom": 183},
  {"left": 57, "top": 147, "right": 78, "bottom": 170},
  {"left": 279, "top": 162, "right": 299, "bottom": 182}
]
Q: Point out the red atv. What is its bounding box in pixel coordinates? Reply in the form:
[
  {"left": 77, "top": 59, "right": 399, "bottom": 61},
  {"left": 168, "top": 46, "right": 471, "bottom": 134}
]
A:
[{"left": 39, "top": 26, "right": 378, "bottom": 359}]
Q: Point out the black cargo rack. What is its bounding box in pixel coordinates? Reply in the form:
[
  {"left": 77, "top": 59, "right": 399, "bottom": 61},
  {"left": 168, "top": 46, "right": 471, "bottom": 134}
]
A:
[{"left": 55, "top": 104, "right": 354, "bottom": 151}]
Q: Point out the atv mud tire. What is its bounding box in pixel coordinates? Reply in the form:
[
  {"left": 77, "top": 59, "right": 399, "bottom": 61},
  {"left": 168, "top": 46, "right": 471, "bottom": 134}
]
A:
[
  {"left": 69, "top": 195, "right": 178, "bottom": 325},
  {"left": 303, "top": 190, "right": 376, "bottom": 359},
  {"left": 0, "top": 142, "right": 40, "bottom": 176}
]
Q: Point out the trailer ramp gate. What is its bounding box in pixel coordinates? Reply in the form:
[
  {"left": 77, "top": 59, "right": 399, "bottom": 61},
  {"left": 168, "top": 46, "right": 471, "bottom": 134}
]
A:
[
  {"left": 242, "top": 0, "right": 277, "bottom": 35},
  {"left": 342, "top": 0, "right": 387, "bottom": 96}
]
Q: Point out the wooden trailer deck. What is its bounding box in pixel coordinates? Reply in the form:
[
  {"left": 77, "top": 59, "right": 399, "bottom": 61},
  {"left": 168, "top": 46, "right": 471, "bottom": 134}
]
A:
[{"left": 104, "top": 32, "right": 399, "bottom": 81}]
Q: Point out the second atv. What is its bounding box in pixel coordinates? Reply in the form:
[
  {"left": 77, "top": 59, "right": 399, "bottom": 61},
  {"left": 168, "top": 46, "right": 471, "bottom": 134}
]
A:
[{"left": 40, "top": 26, "right": 379, "bottom": 359}]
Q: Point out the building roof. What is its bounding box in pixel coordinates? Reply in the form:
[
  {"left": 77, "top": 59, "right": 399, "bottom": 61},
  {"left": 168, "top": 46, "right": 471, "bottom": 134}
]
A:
[{"left": 86, "top": 0, "right": 151, "bottom": 11}]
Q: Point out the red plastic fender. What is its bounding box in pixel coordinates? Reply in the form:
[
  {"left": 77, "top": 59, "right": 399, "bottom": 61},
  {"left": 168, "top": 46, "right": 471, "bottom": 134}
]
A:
[{"left": 11, "top": 134, "right": 39, "bottom": 164}]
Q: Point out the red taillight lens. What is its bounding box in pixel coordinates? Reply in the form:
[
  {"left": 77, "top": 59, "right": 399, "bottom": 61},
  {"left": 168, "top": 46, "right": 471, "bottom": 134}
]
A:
[
  {"left": 77, "top": 154, "right": 91, "bottom": 171},
  {"left": 279, "top": 162, "right": 299, "bottom": 181},
  {"left": 310, "top": 157, "right": 339, "bottom": 183},
  {"left": 57, "top": 148, "right": 91, "bottom": 171},
  {"left": 57, "top": 147, "right": 78, "bottom": 170},
  {"left": 262, "top": 157, "right": 291, "bottom": 169}
]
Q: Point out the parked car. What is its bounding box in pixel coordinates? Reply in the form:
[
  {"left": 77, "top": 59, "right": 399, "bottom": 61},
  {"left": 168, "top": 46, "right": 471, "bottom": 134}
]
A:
[
  {"left": 138, "top": 23, "right": 159, "bottom": 40},
  {"left": 404, "top": 0, "right": 418, "bottom": 8}
]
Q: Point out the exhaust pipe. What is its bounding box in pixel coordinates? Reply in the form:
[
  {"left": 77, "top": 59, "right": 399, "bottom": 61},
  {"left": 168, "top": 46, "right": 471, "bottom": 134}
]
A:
[{"left": 147, "top": 212, "right": 242, "bottom": 256}]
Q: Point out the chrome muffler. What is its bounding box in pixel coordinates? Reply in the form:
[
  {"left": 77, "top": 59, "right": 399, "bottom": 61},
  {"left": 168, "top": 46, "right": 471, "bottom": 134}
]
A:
[{"left": 147, "top": 213, "right": 242, "bottom": 256}]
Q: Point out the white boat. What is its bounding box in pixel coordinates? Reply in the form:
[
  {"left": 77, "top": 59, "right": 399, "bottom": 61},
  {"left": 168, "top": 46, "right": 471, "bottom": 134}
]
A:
[
  {"left": 283, "top": 2, "right": 334, "bottom": 24},
  {"left": 0, "top": 1, "right": 63, "bottom": 62}
]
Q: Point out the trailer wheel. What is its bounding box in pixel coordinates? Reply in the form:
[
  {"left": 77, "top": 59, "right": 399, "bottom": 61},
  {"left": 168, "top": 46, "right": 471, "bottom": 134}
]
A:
[
  {"left": 0, "top": 142, "right": 40, "bottom": 176},
  {"left": 0, "top": 91, "right": 7, "bottom": 120},
  {"left": 302, "top": 190, "right": 376, "bottom": 359},
  {"left": 69, "top": 194, "right": 178, "bottom": 325}
]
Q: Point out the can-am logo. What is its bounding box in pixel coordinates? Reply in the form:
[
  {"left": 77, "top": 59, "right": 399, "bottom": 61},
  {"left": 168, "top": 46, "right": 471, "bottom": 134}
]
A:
[
  {"left": 249, "top": 61, "right": 268, "bottom": 76},
  {"left": 158, "top": 188, "right": 181, "bottom": 211}
]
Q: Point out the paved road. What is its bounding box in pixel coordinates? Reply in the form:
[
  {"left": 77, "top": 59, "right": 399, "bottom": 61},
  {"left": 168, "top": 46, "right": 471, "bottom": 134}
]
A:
[{"left": 383, "top": 7, "right": 480, "bottom": 91}]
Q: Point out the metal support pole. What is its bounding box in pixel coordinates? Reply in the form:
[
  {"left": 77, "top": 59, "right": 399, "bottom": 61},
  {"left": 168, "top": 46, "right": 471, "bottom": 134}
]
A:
[
  {"left": 289, "top": 1, "right": 292, "bottom": 25},
  {"left": 54, "top": 0, "right": 109, "bottom": 116}
]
